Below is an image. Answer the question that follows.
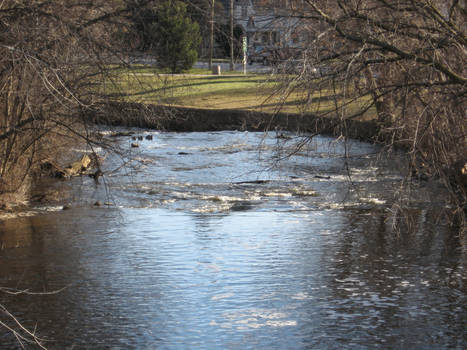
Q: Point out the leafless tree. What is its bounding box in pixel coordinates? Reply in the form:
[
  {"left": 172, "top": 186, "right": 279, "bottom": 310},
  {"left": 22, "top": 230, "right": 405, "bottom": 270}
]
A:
[
  {"left": 0, "top": 0, "right": 135, "bottom": 203},
  {"left": 269, "top": 0, "right": 466, "bottom": 231},
  {"left": 0, "top": 0, "right": 142, "bottom": 345}
]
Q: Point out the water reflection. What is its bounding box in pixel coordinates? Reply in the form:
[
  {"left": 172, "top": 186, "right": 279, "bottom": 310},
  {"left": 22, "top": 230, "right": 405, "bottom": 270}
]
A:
[
  {"left": 0, "top": 217, "right": 36, "bottom": 249},
  {"left": 0, "top": 132, "right": 465, "bottom": 349}
]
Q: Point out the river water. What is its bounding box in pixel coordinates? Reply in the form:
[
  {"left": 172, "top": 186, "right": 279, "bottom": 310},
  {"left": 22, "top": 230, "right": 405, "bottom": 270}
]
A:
[{"left": 0, "top": 131, "right": 466, "bottom": 349}]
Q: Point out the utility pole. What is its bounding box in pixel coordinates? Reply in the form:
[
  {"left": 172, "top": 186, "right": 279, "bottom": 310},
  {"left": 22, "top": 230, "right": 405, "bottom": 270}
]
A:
[
  {"left": 242, "top": 36, "right": 247, "bottom": 74},
  {"left": 229, "top": 0, "right": 234, "bottom": 71},
  {"left": 209, "top": 0, "right": 215, "bottom": 70}
]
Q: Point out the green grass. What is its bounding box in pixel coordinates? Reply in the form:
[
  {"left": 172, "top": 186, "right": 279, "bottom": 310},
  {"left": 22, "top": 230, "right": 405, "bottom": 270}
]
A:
[
  {"left": 102, "top": 64, "right": 375, "bottom": 119},
  {"left": 108, "top": 64, "right": 242, "bottom": 76}
]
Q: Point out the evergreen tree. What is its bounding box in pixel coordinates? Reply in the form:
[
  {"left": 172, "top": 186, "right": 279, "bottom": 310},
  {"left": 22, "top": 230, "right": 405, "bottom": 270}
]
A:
[{"left": 149, "top": 1, "right": 201, "bottom": 73}]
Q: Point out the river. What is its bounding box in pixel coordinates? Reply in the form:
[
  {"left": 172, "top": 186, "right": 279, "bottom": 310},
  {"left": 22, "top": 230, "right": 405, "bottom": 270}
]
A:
[{"left": 0, "top": 130, "right": 465, "bottom": 349}]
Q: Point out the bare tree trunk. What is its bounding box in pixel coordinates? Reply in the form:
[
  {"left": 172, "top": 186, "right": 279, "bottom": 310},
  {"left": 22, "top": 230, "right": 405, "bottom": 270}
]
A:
[{"left": 364, "top": 66, "right": 394, "bottom": 128}]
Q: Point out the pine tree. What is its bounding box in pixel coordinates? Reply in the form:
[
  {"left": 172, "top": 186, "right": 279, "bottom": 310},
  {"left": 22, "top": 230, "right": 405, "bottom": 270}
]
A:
[{"left": 150, "top": 1, "right": 201, "bottom": 73}]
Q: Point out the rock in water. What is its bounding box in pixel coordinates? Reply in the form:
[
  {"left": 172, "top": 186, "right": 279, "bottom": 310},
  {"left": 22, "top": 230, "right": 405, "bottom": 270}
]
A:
[{"left": 63, "top": 155, "right": 92, "bottom": 177}]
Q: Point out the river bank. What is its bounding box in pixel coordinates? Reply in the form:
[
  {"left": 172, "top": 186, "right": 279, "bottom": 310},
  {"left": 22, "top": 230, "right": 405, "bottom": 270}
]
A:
[{"left": 87, "top": 102, "right": 381, "bottom": 141}]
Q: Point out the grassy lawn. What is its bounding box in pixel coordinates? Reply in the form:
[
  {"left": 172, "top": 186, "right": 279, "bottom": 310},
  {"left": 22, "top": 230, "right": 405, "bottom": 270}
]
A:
[{"left": 103, "top": 65, "right": 375, "bottom": 119}]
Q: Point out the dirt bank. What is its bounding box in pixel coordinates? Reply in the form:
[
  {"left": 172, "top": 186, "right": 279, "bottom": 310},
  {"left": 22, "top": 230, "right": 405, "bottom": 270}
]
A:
[{"left": 86, "top": 102, "right": 381, "bottom": 142}]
